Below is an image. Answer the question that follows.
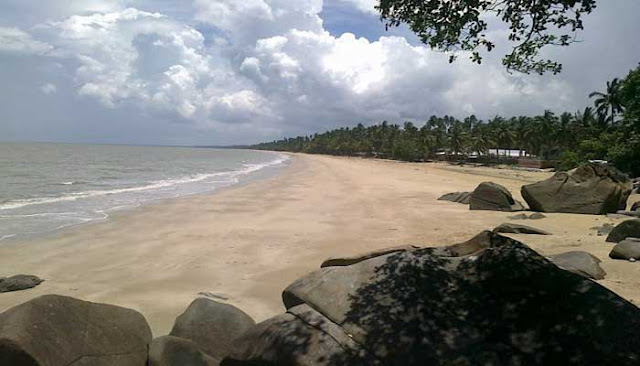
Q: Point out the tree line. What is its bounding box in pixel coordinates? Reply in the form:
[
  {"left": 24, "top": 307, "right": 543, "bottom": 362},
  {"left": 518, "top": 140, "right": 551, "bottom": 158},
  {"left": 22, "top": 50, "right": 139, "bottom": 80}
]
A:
[{"left": 250, "top": 65, "right": 640, "bottom": 176}]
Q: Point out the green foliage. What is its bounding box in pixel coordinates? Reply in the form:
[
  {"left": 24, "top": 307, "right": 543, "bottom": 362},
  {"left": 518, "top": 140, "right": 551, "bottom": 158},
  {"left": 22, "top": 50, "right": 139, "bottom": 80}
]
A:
[
  {"left": 621, "top": 66, "right": 640, "bottom": 127},
  {"left": 557, "top": 151, "right": 583, "bottom": 172},
  {"left": 251, "top": 66, "right": 640, "bottom": 177},
  {"left": 607, "top": 134, "right": 640, "bottom": 177},
  {"left": 376, "top": 0, "right": 596, "bottom": 74}
]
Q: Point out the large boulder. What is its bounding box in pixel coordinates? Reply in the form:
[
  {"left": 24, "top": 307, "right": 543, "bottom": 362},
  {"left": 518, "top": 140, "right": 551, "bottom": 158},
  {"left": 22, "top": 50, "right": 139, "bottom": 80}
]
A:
[
  {"left": 494, "top": 223, "right": 551, "bottom": 235},
  {"left": 222, "top": 305, "right": 377, "bottom": 366},
  {"left": 469, "top": 182, "right": 525, "bottom": 212},
  {"left": 549, "top": 251, "right": 606, "bottom": 280},
  {"left": 0, "top": 294, "right": 151, "bottom": 366},
  {"left": 437, "top": 192, "right": 472, "bottom": 205},
  {"left": 170, "top": 298, "right": 255, "bottom": 361},
  {"left": 609, "top": 238, "right": 640, "bottom": 260},
  {"left": 227, "top": 232, "right": 640, "bottom": 365},
  {"left": 0, "top": 275, "right": 43, "bottom": 293},
  {"left": 149, "top": 336, "right": 219, "bottom": 366},
  {"left": 606, "top": 219, "right": 640, "bottom": 243},
  {"left": 521, "top": 163, "right": 632, "bottom": 214}
]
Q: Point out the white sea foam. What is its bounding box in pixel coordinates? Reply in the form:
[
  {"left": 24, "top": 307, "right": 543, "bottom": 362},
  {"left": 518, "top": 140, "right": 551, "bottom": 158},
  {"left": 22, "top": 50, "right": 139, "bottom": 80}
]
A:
[{"left": 0, "top": 154, "right": 288, "bottom": 211}]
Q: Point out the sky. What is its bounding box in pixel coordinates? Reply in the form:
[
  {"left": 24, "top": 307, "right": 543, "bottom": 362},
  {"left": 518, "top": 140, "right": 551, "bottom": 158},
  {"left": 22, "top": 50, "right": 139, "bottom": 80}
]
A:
[{"left": 0, "top": 0, "right": 639, "bottom": 146}]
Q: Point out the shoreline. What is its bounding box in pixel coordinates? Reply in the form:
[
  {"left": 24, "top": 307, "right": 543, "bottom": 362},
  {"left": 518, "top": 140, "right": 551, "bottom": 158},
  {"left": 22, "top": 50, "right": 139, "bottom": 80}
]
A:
[
  {"left": 1, "top": 153, "right": 639, "bottom": 336},
  {"left": 0, "top": 149, "right": 290, "bottom": 245}
]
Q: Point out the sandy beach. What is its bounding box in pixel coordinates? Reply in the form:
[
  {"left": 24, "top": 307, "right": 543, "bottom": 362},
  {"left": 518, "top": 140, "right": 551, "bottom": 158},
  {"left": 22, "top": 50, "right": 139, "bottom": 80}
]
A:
[{"left": 1, "top": 153, "right": 639, "bottom": 336}]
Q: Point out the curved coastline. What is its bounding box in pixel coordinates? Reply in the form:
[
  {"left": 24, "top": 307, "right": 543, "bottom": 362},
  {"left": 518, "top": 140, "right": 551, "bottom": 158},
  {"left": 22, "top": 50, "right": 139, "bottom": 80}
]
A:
[{"left": 0, "top": 153, "right": 639, "bottom": 337}]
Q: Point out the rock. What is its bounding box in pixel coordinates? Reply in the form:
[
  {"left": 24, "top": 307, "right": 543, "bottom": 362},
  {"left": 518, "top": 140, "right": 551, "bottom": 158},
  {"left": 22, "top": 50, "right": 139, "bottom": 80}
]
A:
[
  {"left": 170, "top": 298, "right": 255, "bottom": 360},
  {"left": 529, "top": 212, "right": 547, "bottom": 220},
  {"left": 606, "top": 220, "right": 640, "bottom": 243},
  {"left": 221, "top": 304, "right": 376, "bottom": 366},
  {"left": 549, "top": 251, "right": 606, "bottom": 280},
  {"left": 521, "top": 163, "right": 632, "bottom": 214},
  {"left": 321, "top": 245, "right": 419, "bottom": 268},
  {"left": 507, "top": 213, "right": 529, "bottom": 220},
  {"left": 0, "top": 275, "right": 43, "bottom": 293},
  {"left": 610, "top": 238, "right": 640, "bottom": 260},
  {"left": 632, "top": 202, "right": 640, "bottom": 211},
  {"left": 149, "top": 336, "right": 219, "bottom": 366},
  {"left": 0, "top": 294, "right": 151, "bottom": 365},
  {"left": 508, "top": 213, "right": 547, "bottom": 221},
  {"left": 260, "top": 232, "right": 640, "bottom": 365},
  {"left": 437, "top": 192, "right": 472, "bottom": 204},
  {"left": 469, "top": 182, "right": 525, "bottom": 212},
  {"left": 494, "top": 223, "right": 551, "bottom": 235}
]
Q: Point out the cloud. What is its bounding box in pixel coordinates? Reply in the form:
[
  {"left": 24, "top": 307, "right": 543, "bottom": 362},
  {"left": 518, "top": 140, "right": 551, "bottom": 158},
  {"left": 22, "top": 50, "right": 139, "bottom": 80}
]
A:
[
  {"left": 0, "top": 0, "right": 639, "bottom": 145},
  {"left": 40, "top": 83, "right": 57, "bottom": 94},
  {"left": 337, "top": 0, "right": 377, "bottom": 14},
  {"left": 0, "top": 27, "right": 53, "bottom": 55}
]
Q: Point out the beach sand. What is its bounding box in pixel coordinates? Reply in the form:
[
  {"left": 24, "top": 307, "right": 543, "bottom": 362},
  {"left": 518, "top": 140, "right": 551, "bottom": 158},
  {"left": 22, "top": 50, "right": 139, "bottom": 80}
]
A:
[{"left": 1, "top": 153, "right": 639, "bottom": 336}]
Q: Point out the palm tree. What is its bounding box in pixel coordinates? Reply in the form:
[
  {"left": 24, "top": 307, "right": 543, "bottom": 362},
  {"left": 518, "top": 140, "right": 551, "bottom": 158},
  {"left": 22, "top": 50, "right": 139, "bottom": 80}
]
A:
[
  {"left": 533, "top": 110, "right": 559, "bottom": 158},
  {"left": 514, "top": 116, "right": 533, "bottom": 157},
  {"left": 448, "top": 122, "right": 468, "bottom": 158},
  {"left": 491, "top": 117, "right": 515, "bottom": 158},
  {"left": 590, "top": 78, "right": 625, "bottom": 124}
]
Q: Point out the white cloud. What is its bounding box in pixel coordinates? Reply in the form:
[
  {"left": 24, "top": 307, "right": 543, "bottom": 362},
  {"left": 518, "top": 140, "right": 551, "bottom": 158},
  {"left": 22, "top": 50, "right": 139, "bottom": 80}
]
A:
[
  {"left": 0, "top": 27, "right": 53, "bottom": 55},
  {"left": 338, "top": 0, "right": 378, "bottom": 14},
  {"left": 40, "top": 83, "right": 57, "bottom": 94},
  {"left": 0, "top": 0, "right": 639, "bottom": 145}
]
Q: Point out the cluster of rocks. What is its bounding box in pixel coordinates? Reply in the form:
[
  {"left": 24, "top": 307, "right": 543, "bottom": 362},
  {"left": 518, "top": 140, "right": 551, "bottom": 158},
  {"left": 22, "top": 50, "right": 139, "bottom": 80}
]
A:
[
  {"left": 224, "top": 231, "right": 632, "bottom": 365},
  {"left": 0, "top": 294, "right": 255, "bottom": 366},
  {"left": 604, "top": 219, "right": 640, "bottom": 261},
  {"left": 1, "top": 231, "right": 630, "bottom": 366},
  {"left": 439, "top": 162, "right": 634, "bottom": 216}
]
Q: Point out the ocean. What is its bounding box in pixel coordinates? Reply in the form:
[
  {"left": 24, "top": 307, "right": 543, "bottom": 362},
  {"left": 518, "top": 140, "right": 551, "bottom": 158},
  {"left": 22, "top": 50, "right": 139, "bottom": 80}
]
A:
[{"left": 0, "top": 142, "right": 287, "bottom": 241}]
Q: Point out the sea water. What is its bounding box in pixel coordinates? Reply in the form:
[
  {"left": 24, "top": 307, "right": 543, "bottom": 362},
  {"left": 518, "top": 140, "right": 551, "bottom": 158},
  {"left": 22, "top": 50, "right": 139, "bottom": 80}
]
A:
[{"left": 0, "top": 142, "right": 287, "bottom": 241}]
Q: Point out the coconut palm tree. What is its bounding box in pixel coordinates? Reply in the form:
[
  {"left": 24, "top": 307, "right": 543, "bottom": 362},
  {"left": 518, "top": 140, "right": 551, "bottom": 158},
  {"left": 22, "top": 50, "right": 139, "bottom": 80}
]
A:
[{"left": 589, "top": 78, "right": 625, "bottom": 124}]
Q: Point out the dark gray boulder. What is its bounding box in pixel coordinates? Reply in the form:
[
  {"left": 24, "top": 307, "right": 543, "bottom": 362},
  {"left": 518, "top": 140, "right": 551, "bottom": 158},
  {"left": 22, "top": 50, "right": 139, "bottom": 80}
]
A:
[
  {"left": 437, "top": 192, "right": 472, "bottom": 204},
  {"left": 0, "top": 294, "right": 151, "bottom": 366},
  {"left": 469, "top": 182, "right": 525, "bottom": 212},
  {"left": 606, "top": 219, "right": 640, "bottom": 243},
  {"left": 521, "top": 163, "right": 632, "bottom": 214},
  {"left": 549, "top": 251, "right": 606, "bottom": 280},
  {"left": 149, "top": 336, "right": 219, "bottom": 366},
  {"left": 494, "top": 223, "right": 551, "bottom": 235},
  {"left": 0, "top": 275, "right": 43, "bottom": 293},
  {"left": 609, "top": 238, "right": 640, "bottom": 260},
  {"left": 170, "top": 298, "right": 255, "bottom": 360},
  {"left": 228, "top": 231, "right": 640, "bottom": 365}
]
